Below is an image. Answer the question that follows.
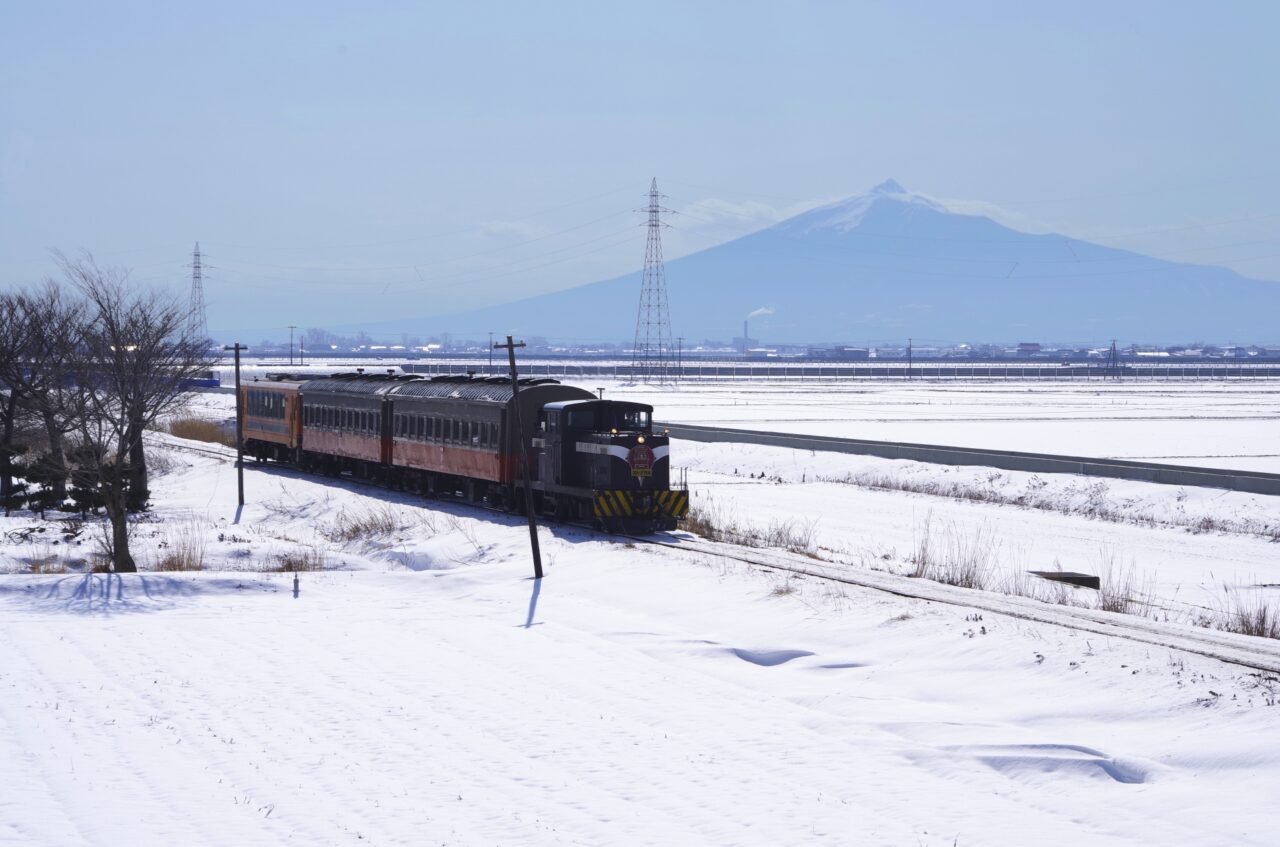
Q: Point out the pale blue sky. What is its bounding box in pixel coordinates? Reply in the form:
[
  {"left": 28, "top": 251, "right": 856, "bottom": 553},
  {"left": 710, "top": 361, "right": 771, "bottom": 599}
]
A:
[{"left": 2, "top": 1, "right": 1277, "bottom": 339}]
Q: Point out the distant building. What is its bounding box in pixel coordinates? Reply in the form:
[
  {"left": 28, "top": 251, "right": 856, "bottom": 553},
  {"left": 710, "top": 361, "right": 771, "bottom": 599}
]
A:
[{"left": 807, "top": 346, "right": 870, "bottom": 360}]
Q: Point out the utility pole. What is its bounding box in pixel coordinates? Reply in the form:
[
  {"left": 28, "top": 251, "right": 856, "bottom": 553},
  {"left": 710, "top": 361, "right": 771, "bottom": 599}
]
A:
[
  {"left": 495, "top": 335, "right": 542, "bottom": 579},
  {"left": 223, "top": 343, "right": 248, "bottom": 506},
  {"left": 288, "top": 325, "right": 296, "bottom": 366},
  {"left": 488, "top": 331, "right": 494, "bottom": 376},
  {"left": 677, "top": 336, "right": 684, "bottom": 382},
  {"left": 907, "top": 337, "right": 913, "bottom": 380}
]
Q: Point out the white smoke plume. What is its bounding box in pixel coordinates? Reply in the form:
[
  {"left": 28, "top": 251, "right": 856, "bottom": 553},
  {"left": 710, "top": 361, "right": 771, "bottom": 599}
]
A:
[{"left": 746, "top": 306, "right": 775, "bottom": 320}]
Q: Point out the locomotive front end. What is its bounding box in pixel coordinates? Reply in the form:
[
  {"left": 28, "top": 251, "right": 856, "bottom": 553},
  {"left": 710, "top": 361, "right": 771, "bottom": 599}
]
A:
[{"left": 539, "top": 399, "right": 689, "bottom": 533}]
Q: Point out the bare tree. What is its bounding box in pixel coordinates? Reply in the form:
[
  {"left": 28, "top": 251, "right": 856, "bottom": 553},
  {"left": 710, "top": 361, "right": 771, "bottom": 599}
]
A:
[
  {"left": 5, "top": 283, "right": 88, "bottom": 502},
  {"left": 0, "top": 292, "right": 39, "bottom": 514},
  {"left": 60, "top": 253, "right": 214, "bottom": 572}
]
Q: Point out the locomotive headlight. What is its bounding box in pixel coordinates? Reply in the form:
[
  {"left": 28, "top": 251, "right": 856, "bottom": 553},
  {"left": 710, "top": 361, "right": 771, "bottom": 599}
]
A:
[
  {"left": 611, "top": 427, "right": 618, "bottom": 434},
  {"left": 636, "top": 435, "right": 645, "bottom": 444}
]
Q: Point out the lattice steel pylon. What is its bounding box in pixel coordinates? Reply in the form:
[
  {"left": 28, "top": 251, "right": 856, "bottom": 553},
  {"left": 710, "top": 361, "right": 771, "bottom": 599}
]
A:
[
  {"left": 188, "top": 242, "right": 209, "bottom": 341},
  {"left": 631, "top": 178, "right": 675, "bottom": 383},
  {"left": 1105, "top": 338, "right": 1122, "bottom": 381}
]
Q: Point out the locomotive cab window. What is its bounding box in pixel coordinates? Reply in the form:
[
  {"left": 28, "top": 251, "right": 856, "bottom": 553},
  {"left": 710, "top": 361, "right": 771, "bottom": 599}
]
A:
[
  {"left": 619, "top": 409, "right": 651, "bottom": 431},
  {"left": 566, "top": 409, "right": 595, "bottom": 429}
]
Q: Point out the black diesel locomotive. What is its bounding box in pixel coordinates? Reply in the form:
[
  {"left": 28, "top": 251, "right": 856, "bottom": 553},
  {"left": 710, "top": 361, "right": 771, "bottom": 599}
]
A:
[{"left": 239, "top": 373, "right": 688, "bottom": 533}]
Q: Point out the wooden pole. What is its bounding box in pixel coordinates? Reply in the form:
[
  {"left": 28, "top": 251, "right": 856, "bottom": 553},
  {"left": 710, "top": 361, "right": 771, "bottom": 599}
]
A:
[
  {"left": 223, "top": 343, "right": 247, "bottom": 506},
  {"left": 495, "top": 335, "right": 542, "bottom": 579}
]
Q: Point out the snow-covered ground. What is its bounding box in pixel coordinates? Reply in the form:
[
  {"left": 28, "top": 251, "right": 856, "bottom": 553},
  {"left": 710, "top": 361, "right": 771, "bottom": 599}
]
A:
[
  {"left": 3, "top": 382, "right": 1279, "bottom": 845},
  {"left": 601, "top": 381, "right": 1280, "bottom": 474}
]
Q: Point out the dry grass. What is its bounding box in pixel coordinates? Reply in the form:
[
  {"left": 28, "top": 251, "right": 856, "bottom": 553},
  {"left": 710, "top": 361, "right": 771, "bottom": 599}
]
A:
[
  {"left": 273, "top": 548, "right": 328, "bottom": 572},
  {"left": 1094, "top": 548, "right": 1152, "bottom": 615},
  {"left": 154, "top": 521, "right": 207, "bottom": 571},
  {"left": 910, "top": 515, "right": 998, "bottom": 590},
  {"left": 168, "top": 417, "right": 236, "bottom": 448},
  {"left": 321, "top": 506, "right": 405, "bottom": 543},
  {"left": 1214, "top": 589, "right": 1280, "bottom": 640},
  {"left": 682, "top": 503, "right": 819, "bottom": 557},
  {"left": 828, "top": 469, "right": 1280, "bottom": 542},
  {"left": 28, "top": 557, "right": 69, "bottom": 574}
]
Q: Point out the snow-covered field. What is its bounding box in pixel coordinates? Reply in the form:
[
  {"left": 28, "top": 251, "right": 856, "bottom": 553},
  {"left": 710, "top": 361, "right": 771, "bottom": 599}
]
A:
[
  {"left": 3, "top": 381, "right": 1279, "bottom": 845},
  {"left": 606, "top": 381, "right": 1280, "bottom": 474}
]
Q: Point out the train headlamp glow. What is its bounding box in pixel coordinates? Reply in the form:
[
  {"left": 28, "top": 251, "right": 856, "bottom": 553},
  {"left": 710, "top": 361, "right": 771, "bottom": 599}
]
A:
[
  {"left": 611, "top": 427, "right": 618, "bottom": 434},
  {"left": 636, "top": 435, "right": 645, "bottom": 444}
]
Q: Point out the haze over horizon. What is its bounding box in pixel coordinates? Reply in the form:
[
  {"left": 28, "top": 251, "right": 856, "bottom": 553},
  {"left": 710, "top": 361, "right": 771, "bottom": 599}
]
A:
[{"left": 3, "top": 2, "right": 1278, "bottom": 340}]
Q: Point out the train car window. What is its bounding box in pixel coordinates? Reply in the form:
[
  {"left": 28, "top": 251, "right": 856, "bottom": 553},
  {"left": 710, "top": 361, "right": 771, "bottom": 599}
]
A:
[
  {"left": 452, "top": 419, "right": 461, "bottom": 443},
  {"left": 418, "top": 416, "right": 426, "bottom": 441},
  {"left": 620, "top": 409, "right": 651, "bottom": 430},
  {"left": 547, "top": 413, "right": 558, "bottom": 433},
  {"left": 567, "top": 409, "right": 595, "bottom": 428}
]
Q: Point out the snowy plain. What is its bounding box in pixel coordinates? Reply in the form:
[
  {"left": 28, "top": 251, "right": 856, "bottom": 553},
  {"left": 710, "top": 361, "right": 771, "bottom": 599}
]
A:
[
  {"left": 621, "top": 380, "right": 1280, "bottom": 474},
  {"left": 1, "top": 381, "right": 1279, "bottom": 845}
]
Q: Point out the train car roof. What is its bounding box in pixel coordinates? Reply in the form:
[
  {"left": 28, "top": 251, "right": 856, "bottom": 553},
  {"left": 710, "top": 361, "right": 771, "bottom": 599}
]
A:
[
  {"left": 298, "top": 373, "right": 419, "bottom": 396},
  {"left": 543, "top": 398, "right": 654, "bottom": 412},
  {"left": 246, "top": 374, "right": 306, "bottom": 387},
  {"left": 389, "top": 375, "right": 591, "bottom": 404}
]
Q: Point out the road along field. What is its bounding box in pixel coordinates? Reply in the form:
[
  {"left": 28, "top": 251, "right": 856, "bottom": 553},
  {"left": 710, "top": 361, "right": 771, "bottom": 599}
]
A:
[{"left": 595, "top": 380, "right": 1280, "bottom": 474}]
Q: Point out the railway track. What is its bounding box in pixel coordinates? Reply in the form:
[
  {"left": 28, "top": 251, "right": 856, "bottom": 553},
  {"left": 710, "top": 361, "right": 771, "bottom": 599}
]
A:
[
  {"left": 153, "top": 434, "right": 1280, "bottom": 675},
  {"left": 636, "top": 534, "right": 1280, "bottom": 675}
]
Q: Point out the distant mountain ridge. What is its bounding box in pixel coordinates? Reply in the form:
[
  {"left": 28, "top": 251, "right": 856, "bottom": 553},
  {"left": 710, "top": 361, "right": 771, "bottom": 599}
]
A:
[{"left": 436, "top": 180, "right": 1280, "bottom": 345}]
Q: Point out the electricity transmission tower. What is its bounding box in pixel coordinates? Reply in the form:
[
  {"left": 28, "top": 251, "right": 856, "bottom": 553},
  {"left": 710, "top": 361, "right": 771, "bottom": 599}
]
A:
[
  {"left": 631, "top": 178, "right": 675, "bottom": 383},
  {"left": 1105, "top": 338, "right": 1122, "bottom": 380},
  {"left": 188, "top": 242, "right": 209, "bottom": 341}
]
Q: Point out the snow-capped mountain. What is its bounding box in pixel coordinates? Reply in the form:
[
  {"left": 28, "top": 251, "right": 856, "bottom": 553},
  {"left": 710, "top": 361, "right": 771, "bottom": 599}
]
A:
[{"left": 436, "top": 180, "right": 1280, "bottom": 345}]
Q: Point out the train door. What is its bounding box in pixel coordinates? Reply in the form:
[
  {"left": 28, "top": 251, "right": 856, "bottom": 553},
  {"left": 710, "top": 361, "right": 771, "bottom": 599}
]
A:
[{"left": 540, "top": 410, "right": 562, "bottom": 485}]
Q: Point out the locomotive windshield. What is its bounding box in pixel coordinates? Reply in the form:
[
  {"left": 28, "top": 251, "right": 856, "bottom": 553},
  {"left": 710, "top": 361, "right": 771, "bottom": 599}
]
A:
[
  {"left": 618, "top": 409, "right": 650, "bottom": 430},
  {"left": 560, "top": 403, "right": 651, "bottom": 432}
]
